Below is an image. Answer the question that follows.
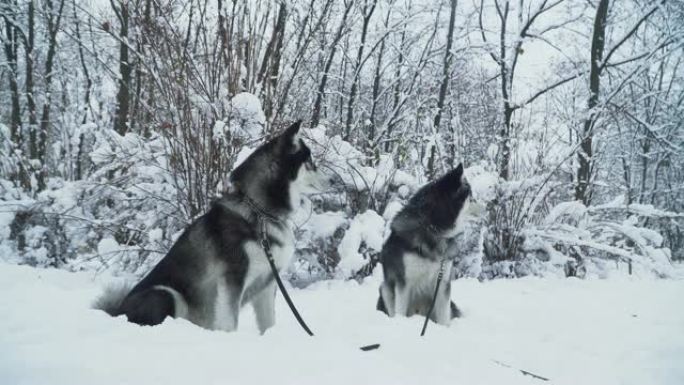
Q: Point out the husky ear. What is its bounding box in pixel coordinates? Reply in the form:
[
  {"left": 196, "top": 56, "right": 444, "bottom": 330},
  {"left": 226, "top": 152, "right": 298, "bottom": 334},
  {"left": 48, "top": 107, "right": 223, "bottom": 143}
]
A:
[
  {"left": 281, "top": 120, "right": 302, "bottom": 147},
  {"left": 438, "top": 163, "right": 464, "bottom": 190},
  {"left": 454, "top": 163, "right": 464, "bottom": 178}
]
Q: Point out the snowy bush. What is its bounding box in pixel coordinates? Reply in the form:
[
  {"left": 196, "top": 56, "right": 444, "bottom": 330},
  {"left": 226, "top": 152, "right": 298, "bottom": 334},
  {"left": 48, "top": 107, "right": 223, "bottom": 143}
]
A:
[
  {"left": 1, "top": 92, "right": 679, "bottom": 283},
  {"left": 337, "top": 210, "right": 385, "bottom": 279},
  {"left": 474, "top": 172, "right": 677, "bottom": 278},
  {"left": 479, "top": 176, "right": 553, "bottom": 277},
  {"left": 305, "top": 125, "right": 419, "bottom": 214},
  {"left": 290, "top": 211, "right": 348, "bottom": 287},
  {"left": 526, "top": 201, "right": 678, "bottom": 278}
]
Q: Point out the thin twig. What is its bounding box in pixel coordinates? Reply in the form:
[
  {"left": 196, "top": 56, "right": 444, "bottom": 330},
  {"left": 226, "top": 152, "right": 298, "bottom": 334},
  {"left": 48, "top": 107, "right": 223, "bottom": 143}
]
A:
[{"left": 492, "top": 359, "right": 550, "bottom": 382}]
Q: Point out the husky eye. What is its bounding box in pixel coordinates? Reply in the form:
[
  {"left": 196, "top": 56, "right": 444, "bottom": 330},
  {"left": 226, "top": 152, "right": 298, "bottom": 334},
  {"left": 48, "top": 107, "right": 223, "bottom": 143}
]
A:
[{"left": 305, "top": 159, "right": 317, "bottom": 171}]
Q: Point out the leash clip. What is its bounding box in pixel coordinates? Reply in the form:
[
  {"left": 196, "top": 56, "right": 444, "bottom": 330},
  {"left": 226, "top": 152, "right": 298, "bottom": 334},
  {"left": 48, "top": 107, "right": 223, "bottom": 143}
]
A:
[
  {"left": 261, "top": 236, "right": 271, "bottom": 253},
  {"left": 259, "top": 220, "right": 272, "bottom": 253}
]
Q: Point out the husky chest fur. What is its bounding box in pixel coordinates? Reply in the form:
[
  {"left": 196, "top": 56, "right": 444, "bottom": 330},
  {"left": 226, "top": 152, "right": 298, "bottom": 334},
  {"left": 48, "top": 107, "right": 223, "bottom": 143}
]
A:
[
  {"left": 377, "top": 164, "right": 471, "bottom": 325},
  {"left": 97, "top": 121, "right": 320, "bottom": 334}
]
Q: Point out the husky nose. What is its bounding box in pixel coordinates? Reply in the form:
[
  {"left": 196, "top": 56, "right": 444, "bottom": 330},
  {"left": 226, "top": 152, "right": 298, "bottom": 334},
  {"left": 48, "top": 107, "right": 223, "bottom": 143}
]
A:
[{"left": 327, "top": 176, "right": 344, "bottom": 188}]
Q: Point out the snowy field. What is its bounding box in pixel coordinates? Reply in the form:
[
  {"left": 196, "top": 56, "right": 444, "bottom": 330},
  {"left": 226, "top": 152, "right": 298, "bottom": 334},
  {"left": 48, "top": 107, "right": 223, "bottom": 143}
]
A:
[{"left": 1, "top": 262, "right": 683, "bottom": 385}]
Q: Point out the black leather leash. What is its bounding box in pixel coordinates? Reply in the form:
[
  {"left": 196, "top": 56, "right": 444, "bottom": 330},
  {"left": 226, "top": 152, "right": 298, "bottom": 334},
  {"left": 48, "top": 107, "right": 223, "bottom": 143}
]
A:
[
  {"left": 420, "top": 258, "right": 447, "bottom": 336},
  {"left": 241, "top": 194, "right": 315, "bottom": 336},
  {"left": 251, "top": 204, "right": 380, "bottom": 351},
  {"left": 259, "top": 218, "right": 315, "bottom": 336}
]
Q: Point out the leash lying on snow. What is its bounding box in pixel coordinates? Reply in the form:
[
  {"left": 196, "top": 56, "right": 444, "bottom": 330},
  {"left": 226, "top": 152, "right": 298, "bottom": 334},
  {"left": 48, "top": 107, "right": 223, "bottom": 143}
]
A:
[
  {"left": 254, "top": 211, "right": 380, "bottom": 352},
  {"left": 420, "top": 257, "right": 448, "bottom": 336}
]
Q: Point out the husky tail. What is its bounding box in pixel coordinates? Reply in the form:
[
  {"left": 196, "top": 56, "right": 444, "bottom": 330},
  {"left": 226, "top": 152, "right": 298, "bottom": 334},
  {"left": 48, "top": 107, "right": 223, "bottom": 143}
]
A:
[{"left": 92, "top": 283, "right": 132, "bottom": 316}]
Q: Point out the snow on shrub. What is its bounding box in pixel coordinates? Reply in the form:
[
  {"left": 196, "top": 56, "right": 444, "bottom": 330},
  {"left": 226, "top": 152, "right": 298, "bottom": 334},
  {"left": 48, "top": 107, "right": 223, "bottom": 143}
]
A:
[
  {"left": 337, "top": 210, "right": 385, "bottom": 277},
  {"left": 289, "top": 211, "right": 349, "bottom": 287},
  {"left": 302, "top": 211, "right": 349, "bottom": 241},
  {"left": 214, "top": 92, "right": 265, "bottom": 141},
  {"left": 0, "top": 92, "right": 678, "bottom": 282},
  {"left": 304, "top": 125, "right": 418, "bottom": 213},
  {"left": 526, "top": 201, "right": 676, "bottom": 278}
]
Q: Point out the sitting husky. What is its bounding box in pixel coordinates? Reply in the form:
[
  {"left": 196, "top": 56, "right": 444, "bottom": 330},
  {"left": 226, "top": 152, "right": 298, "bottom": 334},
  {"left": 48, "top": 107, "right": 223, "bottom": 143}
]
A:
[
  {"left": 96, "top": 121, "right": 322, "bottom": 334},
  {"left": 376, "top": 164, "right": 471, "bottom": 325}
]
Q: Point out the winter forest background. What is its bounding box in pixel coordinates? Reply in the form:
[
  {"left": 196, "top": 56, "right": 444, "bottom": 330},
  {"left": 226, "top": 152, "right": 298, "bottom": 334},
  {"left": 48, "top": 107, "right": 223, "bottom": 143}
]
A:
[{"left": 1, "top": 0, "right": 683, "bottom": 282}]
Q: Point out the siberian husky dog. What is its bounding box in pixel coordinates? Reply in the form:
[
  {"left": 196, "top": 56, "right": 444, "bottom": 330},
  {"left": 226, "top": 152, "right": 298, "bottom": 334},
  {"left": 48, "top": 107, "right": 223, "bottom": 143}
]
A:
[
  {"left": 95, "top": 121, "right": 324, "bottom": 334},
  {"left": 376, "top": 164, "right": 471, "bottom": 325}
]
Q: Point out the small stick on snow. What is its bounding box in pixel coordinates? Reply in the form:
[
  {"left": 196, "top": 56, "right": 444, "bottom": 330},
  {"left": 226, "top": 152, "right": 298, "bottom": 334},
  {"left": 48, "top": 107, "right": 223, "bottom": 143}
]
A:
[{"left": 492, "top": 360, "right": 550, "bottom": 382}]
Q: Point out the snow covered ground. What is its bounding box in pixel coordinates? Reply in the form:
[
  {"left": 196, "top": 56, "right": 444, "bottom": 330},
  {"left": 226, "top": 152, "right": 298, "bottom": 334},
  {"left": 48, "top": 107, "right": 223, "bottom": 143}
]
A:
[{"left": 1, "top": 262, "right": 683, "bottom": 385}]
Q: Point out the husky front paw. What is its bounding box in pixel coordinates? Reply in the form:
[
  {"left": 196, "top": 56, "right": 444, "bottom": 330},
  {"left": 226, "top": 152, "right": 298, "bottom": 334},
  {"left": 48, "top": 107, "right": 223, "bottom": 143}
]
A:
[
  {"left": 450, "top": 301, "right": 462, "bottom": 318},
  {"left": 376, "top": 295, "right": 389, "bottom": 315}
]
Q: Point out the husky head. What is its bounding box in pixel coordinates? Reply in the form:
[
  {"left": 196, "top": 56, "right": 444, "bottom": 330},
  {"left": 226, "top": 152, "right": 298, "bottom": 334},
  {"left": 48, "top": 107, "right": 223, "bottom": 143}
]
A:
[
  {"left": 395, "top": 164, "right": 472, "bottom": 238},
  {"left": 230, "top": 121, "right": 323, "bottom": 215}
]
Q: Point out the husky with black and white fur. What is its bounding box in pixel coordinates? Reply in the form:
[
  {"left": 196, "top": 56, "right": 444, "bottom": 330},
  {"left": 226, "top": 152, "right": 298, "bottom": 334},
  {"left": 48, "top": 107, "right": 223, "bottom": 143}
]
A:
[
  {"left": 376, "top": 164, "right": 472, "bottom": 325},
  {"left": 94, "top": 121, "right": 326, "bottom": 334}
]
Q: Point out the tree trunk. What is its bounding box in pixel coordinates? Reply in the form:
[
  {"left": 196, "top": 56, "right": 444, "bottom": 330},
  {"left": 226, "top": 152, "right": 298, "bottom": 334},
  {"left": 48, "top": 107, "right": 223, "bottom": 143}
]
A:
[
  {"left": 35, "top": 0, "right": 65, "bottom": 191},
  {"left": 337, "top": 34, "right": 349, "bottom": 120},
  {"left": 73, "top": 0, "right": 92, "bottom": 180},
  {"left": 1, "top": 0, "right": 22, "bottom": 144},
  {"left": 576, "top": 0, "right": 609, "bottom": 205},
  {"left": 258, "top": 3, "right": 287, "bottom": 122},
  {"left": 344, "top": 0, "right": 377, "bottom": 140},
  {"left": 498, "top": 105, "right": 513, "bottom": 180},
  {"left": 369, "top": 5, "right": 391, "bottom": 147},
  {"left": 496, "top": 0, "right": 511, "bottom": 181},
  {"left": 27, "top": 0, "right": 37, "bottom": 158},
  {"left": 427, "top": 0, "right": 457, "bottom": 179},
  {"left": 113, "top": 0, "right": 132, "bottom": 136},
  {"left": 311, "top": 0, "right": 354, "bottom": 128},
  {"left": 386, "top": 14, "right": 407, "bottom": 152}
]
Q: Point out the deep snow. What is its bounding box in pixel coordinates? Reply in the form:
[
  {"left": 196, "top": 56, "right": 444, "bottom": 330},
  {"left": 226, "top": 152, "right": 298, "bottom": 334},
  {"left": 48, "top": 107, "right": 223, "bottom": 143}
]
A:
[{"left": 1, "top": 262, "right": 683, "bottom": 385}]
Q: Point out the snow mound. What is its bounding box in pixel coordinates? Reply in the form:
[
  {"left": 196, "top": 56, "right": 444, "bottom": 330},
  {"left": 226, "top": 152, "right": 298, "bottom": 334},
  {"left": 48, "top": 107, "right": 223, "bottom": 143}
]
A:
[{"left": 1, "top": 263, "right": 683, "bottom": 385}]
